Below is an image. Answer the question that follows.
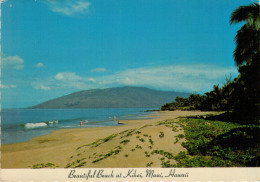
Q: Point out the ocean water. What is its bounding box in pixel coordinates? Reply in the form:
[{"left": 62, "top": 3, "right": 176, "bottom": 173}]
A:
[{"left": 1, "top": 108, "right": 157, "bottom": 144}]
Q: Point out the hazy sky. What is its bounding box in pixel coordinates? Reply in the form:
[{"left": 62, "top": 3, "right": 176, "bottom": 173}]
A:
[{"left": 1, "top": 0, "right": 251, "bottom": 108}]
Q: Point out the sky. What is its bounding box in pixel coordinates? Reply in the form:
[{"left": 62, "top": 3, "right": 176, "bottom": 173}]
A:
[{"left": 1, "top": 0, "right": 253, "bottom": 108}]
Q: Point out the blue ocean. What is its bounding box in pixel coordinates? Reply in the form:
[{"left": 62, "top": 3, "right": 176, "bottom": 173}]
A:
[{"left": 1, "top": 108, "right": 157, "bottom": 144}]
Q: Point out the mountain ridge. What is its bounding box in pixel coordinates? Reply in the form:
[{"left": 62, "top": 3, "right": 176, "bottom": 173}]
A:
[{"left": 28, "top": 86, "right": 190, "bottom": 109}]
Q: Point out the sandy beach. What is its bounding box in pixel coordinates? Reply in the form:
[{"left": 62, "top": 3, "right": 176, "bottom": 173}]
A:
[{"left": 1, "top": 110, "right": 214, "bottom": 168}]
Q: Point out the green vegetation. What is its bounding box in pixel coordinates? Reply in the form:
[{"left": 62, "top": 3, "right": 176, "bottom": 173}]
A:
[
  {"left": 140, "top": 124, "right": 153, "bottom": 129},
  {"left": 120, "top": 139, "right": 130, "bottom": 145},
  {"left": 228, "top": 2, "right": 260, "bottom": 122},
  {"left": 148, "top": 138, "right": 154, "bottom": 145},
  {"left": 157, "top": 120, "right": 180, "bottom": 131},
  {"left": 145, "top": 151, "right": 150, "bottom": 157},
  {"left": 174, "top": 134, "right": 185, "bottom": 144},
  {"left": 158, "top": 3, "right": 260, "bottom": 167},
  {"left": 153, "top": 118, "right": 260, "bottom": 167},
  {"left": 65, "top": 158, "right": 86, "bottom": 168},
  {"left": 74, "top": 161, "right": 87, "bottom": 168},
  {"left": 139, "top": 138, "right": 145, "bottom": 142},
  {"left": 135, "top": 131, "right": 141, "bottom": 134},
  {"left": 92, "top": 148, "right": 121, "bottom": 163},
  {"left": 146, "top": 162, "right": 154, "bottom": 167},
  {"left": 121, "top": 129, "right": 136, "bottom": 138},
  {"left": 136, "top": 145, "right": 142, "bottom": 149},
  {"left": 116, "top": 145, "right": 122, "bottom": 150},
  {"left": 160, "top": 157, "right": 165, "bottom": 161},
  {"left": 161, "top": 3, "right": 260, "bottom": 123},
  {"left": 32, "top": 162, "right": 56, "bottom": 169},
  {"left": 161, "top": 94, "right": 205, "bottom": 111},
  {"left": 159, "top": 131, "right": 164, "bottom": 138},
  {"left": 119, "top": 129, "right": 131, "bottom": 135},
  {"left": 77, "top": 134, "right": 118, "bottom": 149}
]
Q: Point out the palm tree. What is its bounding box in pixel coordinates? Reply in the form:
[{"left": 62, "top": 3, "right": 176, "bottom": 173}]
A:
[
  {"left": 204, "top": 84, "right": 223, "bottom": 111},
  {"left": 230, "top": 2, "right": 260, "bottom": 121},
  {"left": 230, "top": 2, "right": 260, "bottom": 67}
]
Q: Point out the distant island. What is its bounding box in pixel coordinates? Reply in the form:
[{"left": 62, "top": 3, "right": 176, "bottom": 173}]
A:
[{"left": 28, "top": 86, "right": 190, "bottom": 109}]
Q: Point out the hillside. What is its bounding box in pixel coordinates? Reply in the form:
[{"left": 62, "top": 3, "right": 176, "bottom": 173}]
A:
[{"left": 29, "top": 86, "right": 190, "bottom": 109}]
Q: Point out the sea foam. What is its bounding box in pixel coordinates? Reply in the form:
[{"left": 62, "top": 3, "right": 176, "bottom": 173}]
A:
[
  {"left": 24, "top": 120, "right": 58, "bottom": 129},
  {"left": 25, "top": 122, "right": 48, "bottom": 129}
]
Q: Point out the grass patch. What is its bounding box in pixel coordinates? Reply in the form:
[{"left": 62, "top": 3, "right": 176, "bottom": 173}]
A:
[
  {"left": 120, "top": 139, "right": 130, "bottom": 145},
  {"left": 65, "top": 158, "right": 86, "bottom": 168},
  {"left": 174, "top": 134, "right": 185, "bottom": 144},
  {"left": 153, "top": 117, "right": 260, "bottom": 167},
  {"left": 92, "top": 148, "right": 122, "bottom": 163},
  {"left": 121, "top": 129, "right": 136, "bottom": 138},
  {"left": 157, "top": 120, "right": 180, "bottom": 132},
  {"left": 136, "top": 145, "right": 142, "bottom": 149},
  {"left": 74, "top": 161, "right": 86, "bottom": 168},
  {"left": 116, "top": 145, "right": 122, "bottom": 150},
  {"left": 145, "top": 151, "right": 150, "bottom": 157},
  {"left": 140, "top": 124, "right": 153, "bottom": 129},
  {"left": 159, "top": 131, "right": 164, "bottom": 138},
  {"left": 146, "top": 162, "right": 154, "bottom": 167},
  {"left": 119, "top": 129, "right": 132, "bottom": 135},
  {"left": 139, "top": 138, "right": 145, "bottom": 142},
  {"left": 160, "top": 157, "right": 165, "bottom": 161},
  {"left": 32, "top": 162, "right": 56, "bottom": 169},
  {"left": 149, "top": 138, "right": 154, "bottom": 145},
  {"left": 77, "top": 134, "right": 118, "bottom": 149}
]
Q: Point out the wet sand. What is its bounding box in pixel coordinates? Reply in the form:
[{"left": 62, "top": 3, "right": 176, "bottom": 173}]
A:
[{"left": 1, "top": 110, "right": 214, "bottom": 168}]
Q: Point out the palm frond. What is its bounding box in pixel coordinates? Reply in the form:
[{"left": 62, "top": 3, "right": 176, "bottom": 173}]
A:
[
  {"left": 230, "top": 2, "right": 259, "bottom": 25},
  {"left": 233, "top": 24, "right": 260, "bottom": 66}
]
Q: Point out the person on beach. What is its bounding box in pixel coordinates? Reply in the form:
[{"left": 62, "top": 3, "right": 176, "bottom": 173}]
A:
[
  {"left": 80, "top": 120, "right": 83, "bottom": 128},
  {"left": 114, "top": 115, "right": 120, "bottom": 124}
]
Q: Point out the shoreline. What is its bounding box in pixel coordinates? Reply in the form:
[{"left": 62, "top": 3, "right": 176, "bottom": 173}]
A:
[
  {"left": 1, "top": 110, "right": 215, "bottom": 168},
  {"left": 2, "top": 109, "right": 159, "bottom": 145}
]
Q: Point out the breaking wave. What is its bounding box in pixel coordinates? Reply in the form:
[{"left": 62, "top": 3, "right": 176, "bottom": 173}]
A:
[{"left": 22, "top": 120, "right": 59, "bottom": 129}]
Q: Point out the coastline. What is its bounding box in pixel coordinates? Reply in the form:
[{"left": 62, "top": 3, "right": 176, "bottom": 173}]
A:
[{"left": 1, "top": 110, "right": 214, "bottom": 168}]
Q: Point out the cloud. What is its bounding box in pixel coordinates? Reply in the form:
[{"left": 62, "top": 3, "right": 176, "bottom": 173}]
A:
[
  {"left": 54, "top": 72, "right": 83, "bottom": 81},
  {"left": 53, "top": 72, "right": 90, "bottom": 89},
  {"left": 33, "top": 84, "right": 51, "bottom": 90},
  {"left": 46, "top": 0, "right": 91, "bottom": 16},
  {"left": 88, "top": 78, "right": 96, "bottom": 82},
  {"left": 101, "top": 64, "right": 238, "bottom": 92},
  {"left": 2, "top": 56, "right": 24, "bottom": 70},
  {"left": 31, "top": 64, "right": 238, "bottom": 93},
  {"left": 91, "top": 67, "right": 107, "bottom": 73},
  {"left": 32, "top": 72, "right": 89, "bottom": 91},
  {"left": 35, "top": 62, "right": 44, "bottom": 68},
  {"left": 1, "top": 84, "right": 16, "bottom": 89}
]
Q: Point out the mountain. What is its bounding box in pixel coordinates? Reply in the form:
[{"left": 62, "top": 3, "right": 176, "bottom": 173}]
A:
[{"left": 28, "top": 86, "right": 190, "bottom": 109}]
